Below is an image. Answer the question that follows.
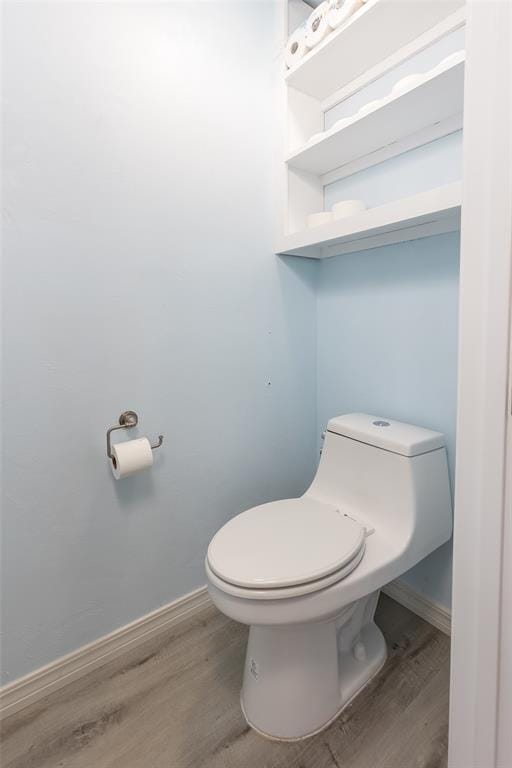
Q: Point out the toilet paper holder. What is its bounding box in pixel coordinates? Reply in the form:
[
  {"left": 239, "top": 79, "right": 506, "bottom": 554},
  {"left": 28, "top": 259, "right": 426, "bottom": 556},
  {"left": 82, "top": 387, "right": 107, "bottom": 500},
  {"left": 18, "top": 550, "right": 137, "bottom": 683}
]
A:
[{"left": 106, "top": 410, "right": 164, "bottom": 459}]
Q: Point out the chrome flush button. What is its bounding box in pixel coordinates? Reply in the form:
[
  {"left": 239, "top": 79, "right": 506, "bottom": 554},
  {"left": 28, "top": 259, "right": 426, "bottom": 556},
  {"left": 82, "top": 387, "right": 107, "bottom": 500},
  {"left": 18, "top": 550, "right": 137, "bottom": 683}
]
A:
[{"left": 373, "top": 420, "right": 390, "bottom": 427}]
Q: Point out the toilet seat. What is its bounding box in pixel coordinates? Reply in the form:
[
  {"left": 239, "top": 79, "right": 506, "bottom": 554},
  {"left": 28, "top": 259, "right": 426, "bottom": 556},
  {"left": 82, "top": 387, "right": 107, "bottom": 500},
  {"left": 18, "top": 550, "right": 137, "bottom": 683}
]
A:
[
  {"left": 206, "top": 497, "right": 366, "bottom": 599},
  {"left": 205, "top": 543, "right": 365, "bottom": 600}
]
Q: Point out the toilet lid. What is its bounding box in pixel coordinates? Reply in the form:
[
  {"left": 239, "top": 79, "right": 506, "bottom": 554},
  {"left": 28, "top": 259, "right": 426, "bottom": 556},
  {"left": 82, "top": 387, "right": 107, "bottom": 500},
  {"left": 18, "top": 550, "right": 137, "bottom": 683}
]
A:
[{"left": 207, "top": 497, "right": 365, "bottom": 589}]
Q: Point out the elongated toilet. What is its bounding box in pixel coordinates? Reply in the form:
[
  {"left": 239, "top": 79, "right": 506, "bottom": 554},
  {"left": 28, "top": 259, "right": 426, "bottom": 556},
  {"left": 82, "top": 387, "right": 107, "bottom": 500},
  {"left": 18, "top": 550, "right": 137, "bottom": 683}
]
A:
[{"left": 205, "top": 413, "right": 452, "bottom": 740}]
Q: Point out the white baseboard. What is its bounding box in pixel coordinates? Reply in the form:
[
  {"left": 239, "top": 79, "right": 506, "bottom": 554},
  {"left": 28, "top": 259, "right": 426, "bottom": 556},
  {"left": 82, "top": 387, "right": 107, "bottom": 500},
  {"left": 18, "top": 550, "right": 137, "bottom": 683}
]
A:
[
  {"left": 0, "top": 586, "right": 212, "bottom": 719},
  {"left": 382, "top": 579, "right": 451, "bottom": 636}
]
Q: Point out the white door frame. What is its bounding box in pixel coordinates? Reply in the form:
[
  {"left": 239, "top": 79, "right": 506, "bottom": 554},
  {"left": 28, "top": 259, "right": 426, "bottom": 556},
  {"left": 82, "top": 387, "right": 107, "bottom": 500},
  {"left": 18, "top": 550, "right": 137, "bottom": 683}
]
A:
[
  {"left": 449, "top": 2, "right": 512, "bottom": 767},
  {"left": 497, "top": 327, "right": 512, "bottom": 767}
]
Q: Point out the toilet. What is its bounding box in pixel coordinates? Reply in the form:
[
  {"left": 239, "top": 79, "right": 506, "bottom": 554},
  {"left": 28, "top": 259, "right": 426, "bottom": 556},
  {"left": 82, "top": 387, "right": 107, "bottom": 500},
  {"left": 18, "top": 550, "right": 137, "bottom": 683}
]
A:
[{"left": 205, "top": 413, "right": 453, "bottom": 741}]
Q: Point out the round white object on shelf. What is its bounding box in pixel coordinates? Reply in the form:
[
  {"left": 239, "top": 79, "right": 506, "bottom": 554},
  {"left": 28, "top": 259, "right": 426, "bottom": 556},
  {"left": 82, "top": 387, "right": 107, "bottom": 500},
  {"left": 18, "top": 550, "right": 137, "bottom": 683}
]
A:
[
  {"left": 428, "top": 51, "right": 464, "bottom": 79},
  {"left": 332, "top": 117, "right": 351, "bottom": 131},
  {"left": 304, "top": 1, "right": 331, "bottom": 49},
  {"left": 332, "top": 199, "right": 366, "bottom": 219},
  {"left": 307, "top": 211, "right": 334, "bottom": 228},
  {"left": 356, "top": 98, "right": 383, "bottom": 117},
  {"left": 391, "top": 73, "right": 422, "bottom": 96},
  {"left": 285, "top": 25, "right": 308, "bottom": 70},
  {"left": 439, "top": 50, "right": 464, "bottom": 68},
  {"left": 326, "top": 0, "right": 364, "bottom": 31}
]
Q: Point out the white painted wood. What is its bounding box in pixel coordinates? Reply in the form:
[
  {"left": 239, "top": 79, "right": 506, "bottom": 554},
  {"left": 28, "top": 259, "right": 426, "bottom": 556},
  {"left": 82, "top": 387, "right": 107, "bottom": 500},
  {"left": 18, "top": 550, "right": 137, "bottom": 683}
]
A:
[
  {"left": 285, "top": 89, "right": 324, "bottom": 234},
  {"left": 279, "top": 3, "right": 465, "bottom": 252},
  {"left": 285, "top": 0, "right": 464, "bottom": 101},
  {"left": 287, "top": 54, "right": 465, "bottom": 177},
  {"left": 276, "top": 183, "right": 461, "bottom": 259},
  {"left": 287, "top": 167, "right": 324, "bottom": 236},
  {"left": 497, "top": 327, "right": 512, "bottom": 768},
  {"left": 448, "top": 2, "right": 512, "bottom": 767},
  {"left": 320, "top": 113, "right": 462, "bottom": 188},
  {"left": 276, "top": 3, "right": 291, "bottom": 255},
  {"left": 288, "top": 87, "right": 323, "bottom": 155},
  {"left": 320, "top": 7, "right": 465, "bottom": 113},
  {"left": 278, "top": 2, "right": 324, "bottom": 238},
  {"left": 0, "top": 586, "right": 212, "bottom": 719},
  {"left": 382, "top": 579, "right": 451, "bottom": 636}
]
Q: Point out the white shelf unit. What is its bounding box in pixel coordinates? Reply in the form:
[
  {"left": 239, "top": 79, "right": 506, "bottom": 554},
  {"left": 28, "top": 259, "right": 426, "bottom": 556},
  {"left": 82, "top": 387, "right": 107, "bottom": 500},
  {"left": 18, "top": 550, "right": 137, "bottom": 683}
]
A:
[
  {"left": 276, "top": 183, "right": 462, "bottom": 260},
  {"left": 285, "top": 0, "right": 465, "bottom": 101},
  {"left": 278, "top": 0, "right": 466, "bottom": 256},
  {"left": 287, "top": 53, "right": 465, "bottom": 182}
]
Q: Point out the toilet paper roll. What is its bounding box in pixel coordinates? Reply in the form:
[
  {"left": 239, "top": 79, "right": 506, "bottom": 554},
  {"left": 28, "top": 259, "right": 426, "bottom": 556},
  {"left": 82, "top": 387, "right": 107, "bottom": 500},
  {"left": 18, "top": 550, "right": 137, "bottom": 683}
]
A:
[
  {"left": 305, "top": 1, "right": 331, "bottom": 49},
  {"left": 111, "top": 437, "right": 153, "bottom": 480},
  {"left": 285, "top": 25, "right": 308, "bottom": 69},
  {"left": 307, "top": 211, "right": 334, "bottom": 228},
  {"left": 326, "top": 0, "right": 364, "bottom": 31}
]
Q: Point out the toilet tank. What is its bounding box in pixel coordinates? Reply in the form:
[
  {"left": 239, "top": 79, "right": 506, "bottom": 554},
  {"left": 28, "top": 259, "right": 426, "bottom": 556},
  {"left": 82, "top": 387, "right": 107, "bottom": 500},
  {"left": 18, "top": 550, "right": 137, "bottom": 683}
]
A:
[{"left": 307, "top": 413, "right": 452, "bottom": 561}]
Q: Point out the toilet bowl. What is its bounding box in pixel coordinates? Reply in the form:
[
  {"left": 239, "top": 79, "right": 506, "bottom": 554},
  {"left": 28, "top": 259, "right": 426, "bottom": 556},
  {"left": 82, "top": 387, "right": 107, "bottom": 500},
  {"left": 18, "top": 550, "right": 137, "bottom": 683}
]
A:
[{"left": 205, "top": 413, "right": 453, "bottom": 740}]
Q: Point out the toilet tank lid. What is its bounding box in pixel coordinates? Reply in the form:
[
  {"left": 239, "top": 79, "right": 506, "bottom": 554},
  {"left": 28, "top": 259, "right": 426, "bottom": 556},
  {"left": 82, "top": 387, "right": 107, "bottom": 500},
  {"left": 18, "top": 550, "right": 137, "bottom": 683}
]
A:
[{"left": 327, "top": 413, "right": 445, "bottom": 457}]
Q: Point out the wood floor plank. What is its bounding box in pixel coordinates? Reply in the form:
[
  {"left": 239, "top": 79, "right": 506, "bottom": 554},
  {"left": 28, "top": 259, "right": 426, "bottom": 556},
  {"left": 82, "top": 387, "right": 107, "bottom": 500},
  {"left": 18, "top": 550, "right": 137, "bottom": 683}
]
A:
[{"left": 0, "top": 594, "right": 450, "bottom": 768}]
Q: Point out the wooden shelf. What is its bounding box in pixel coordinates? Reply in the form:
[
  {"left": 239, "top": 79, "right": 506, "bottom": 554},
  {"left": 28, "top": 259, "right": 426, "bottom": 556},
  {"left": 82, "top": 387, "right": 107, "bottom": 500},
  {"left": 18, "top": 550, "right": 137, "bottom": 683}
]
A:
[
  {"left": 286, "top": 53, "right": 465, "bottom": 182},
  {"left": 285, "top": 0, "right": 465, "bottom": 101},
  {"left": 276, "top": 183, "right": 461, "bottom": 259}
]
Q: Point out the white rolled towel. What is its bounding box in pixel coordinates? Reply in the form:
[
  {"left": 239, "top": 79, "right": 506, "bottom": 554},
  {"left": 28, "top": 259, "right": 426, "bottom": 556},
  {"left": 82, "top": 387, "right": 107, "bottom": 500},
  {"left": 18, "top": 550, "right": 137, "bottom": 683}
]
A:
[
  {"left": 307, "top": 211, "right": 333, "bottom": 228},
  {"left": 326, "top": 0, "right": 364, "bottom": 30},
  {"left": 438, "top": 50, "right": 464, "bottom": 69},
  {"left": 285, "top": 24, "right": 308, "bottom": 69},
  {"left": 332, "top": 199, "right": 366, "bottom": 219},
  {"left": 304, "top": 1, "right": 331, "bottom": 49},
  {"left": 391, "top": 73, "right": 422, "bottom": 96},
  {"left": 356, "top": 98, "right": 384, "bottom": 117}
]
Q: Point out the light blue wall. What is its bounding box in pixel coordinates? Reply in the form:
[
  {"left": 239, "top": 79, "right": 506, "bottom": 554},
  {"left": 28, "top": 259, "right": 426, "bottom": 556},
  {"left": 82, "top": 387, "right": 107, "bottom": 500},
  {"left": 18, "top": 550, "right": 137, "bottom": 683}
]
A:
[
  {"left": 317, "top": 35, "right": 463, "bottom": 610},
  {"left": 2, "top": 1, "right": 461, "bottom": 684},
  {"left": 324, "top": 132, "right": 462, "bottom": 210},
  {"left": 316, "top": 234, "right": 459, "bottom": 609},
  {"left": 1, "top": 1, "right": 318, "bottom": 684}
]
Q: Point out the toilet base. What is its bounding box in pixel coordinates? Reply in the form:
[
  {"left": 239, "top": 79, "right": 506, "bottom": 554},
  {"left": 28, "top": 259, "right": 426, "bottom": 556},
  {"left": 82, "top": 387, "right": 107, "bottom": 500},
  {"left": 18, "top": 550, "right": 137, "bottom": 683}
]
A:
[{"left": 240, "top": 591, "right": 386, "bottom": 741}]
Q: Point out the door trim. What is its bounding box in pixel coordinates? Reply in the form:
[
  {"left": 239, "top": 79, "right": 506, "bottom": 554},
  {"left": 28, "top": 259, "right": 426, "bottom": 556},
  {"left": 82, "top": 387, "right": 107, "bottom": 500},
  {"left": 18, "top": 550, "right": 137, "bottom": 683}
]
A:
[{"left": 449, "top": 3, "right": 512, "bottom": 766}]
